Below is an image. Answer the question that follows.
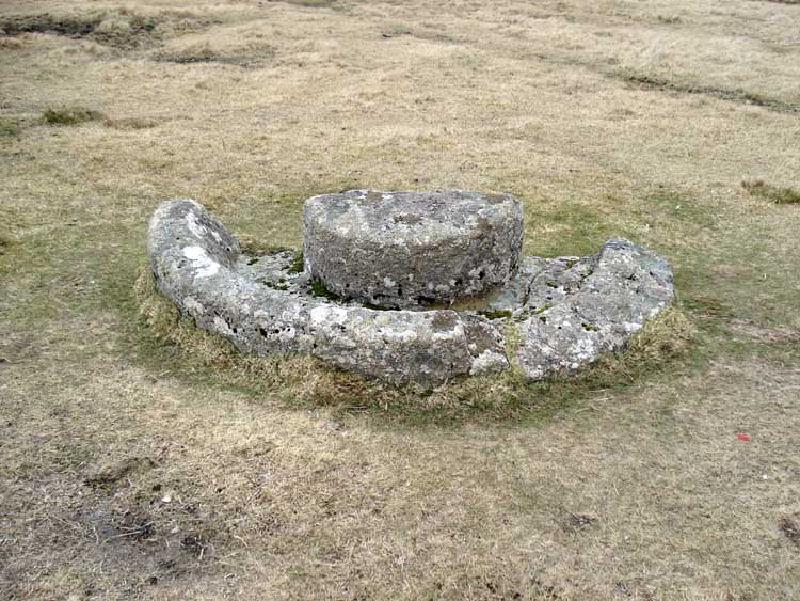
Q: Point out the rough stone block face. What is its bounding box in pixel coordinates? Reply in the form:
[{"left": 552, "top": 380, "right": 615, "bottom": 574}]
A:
[{"left": 303, "top": 190, "right": 524, "bottom": 308}]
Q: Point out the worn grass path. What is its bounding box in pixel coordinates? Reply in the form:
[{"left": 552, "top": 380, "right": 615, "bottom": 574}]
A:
[{"left": 1, "top": 1, "right": 799, "bottom": 599}]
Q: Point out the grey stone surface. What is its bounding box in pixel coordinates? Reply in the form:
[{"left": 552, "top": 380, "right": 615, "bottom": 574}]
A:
[
  {"left": 147, "top": 199, "right": 676, "bottom": 385},
  {"left": 515, "top": 239, "right": 675, "bottom": 379},
  {"left": 303, "top": 190, "right": 524, "bottom": 308}
]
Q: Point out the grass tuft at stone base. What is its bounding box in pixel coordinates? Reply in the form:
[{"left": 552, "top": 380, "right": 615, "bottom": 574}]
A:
[
  {"left": 583, "top": 308, "right": 697, "bottom": 386},
  {"left": 134, "top": 267, "right": 696, "bottom": 421}
]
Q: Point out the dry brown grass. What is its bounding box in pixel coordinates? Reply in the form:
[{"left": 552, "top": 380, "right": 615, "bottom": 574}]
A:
[{"left": 2, "top": 0, "right": 800, "bottom": 599}]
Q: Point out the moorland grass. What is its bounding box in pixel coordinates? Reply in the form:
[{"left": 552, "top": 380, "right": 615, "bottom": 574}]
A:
[{"left": 2, "top": 0, "right": 800, "bottom": 598}]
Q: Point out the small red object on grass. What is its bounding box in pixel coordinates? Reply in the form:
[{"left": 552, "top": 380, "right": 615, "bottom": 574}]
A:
[{"left": 736, "top": 432, "right": 751, "bottom": 442}]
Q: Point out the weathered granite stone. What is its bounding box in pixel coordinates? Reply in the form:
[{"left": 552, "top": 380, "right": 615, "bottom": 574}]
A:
[
  {"left": 148, "top": 200, "right": 509, "bottom": 385},
  {"left": 147, "top": 199, "right": 676, "bottom": 385},
  {"left": 303, "top": 190, "right": 524, "bottom": 308},
  {"left": 515, "top": 239, "right": 675, "bottom": 379}
]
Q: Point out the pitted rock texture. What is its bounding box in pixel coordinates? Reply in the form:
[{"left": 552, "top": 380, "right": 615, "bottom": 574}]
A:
[
  {"left": 303, "top": 190, "right": 524, "bottom": 308},
  {"left": 147, "top": 199, "right": 676, "bottom": 385},
  {"left": 148, "top": 200, "right": 508, "bottom": 386},
  {"left": 514, "top": 240, "right": 675, "bottom": 379}
]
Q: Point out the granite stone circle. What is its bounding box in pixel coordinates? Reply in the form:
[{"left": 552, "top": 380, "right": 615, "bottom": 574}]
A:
[{"left": 147, "top": 192, "right": 675, "bottom": 385}]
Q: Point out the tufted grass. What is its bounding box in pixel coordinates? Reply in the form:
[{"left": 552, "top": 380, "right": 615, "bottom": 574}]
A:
[
  {"left": 42, "top": 107, "right": 106, "bottom": 126},
  {"left": 2, "top": 0, "right": 800, "bottom": 599},
  {"left": 742, "top": 179, "right": 800, "bottom": 205},
  {"left": 0, "top": 116, "right": 21, "bottom": 138}
]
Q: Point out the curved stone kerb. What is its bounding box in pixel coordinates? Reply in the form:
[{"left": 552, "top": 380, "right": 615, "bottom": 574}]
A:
[
  {"left": 148, "top": 200, "right": 509, "bottom": 385},
  {"left": 515, "top": 239, "right": 675, "bottom": 380}
]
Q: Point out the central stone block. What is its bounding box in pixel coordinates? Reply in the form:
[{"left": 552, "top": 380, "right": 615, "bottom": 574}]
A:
[{"left": 303, "top": 190, "right": 523, "bottom": 308}]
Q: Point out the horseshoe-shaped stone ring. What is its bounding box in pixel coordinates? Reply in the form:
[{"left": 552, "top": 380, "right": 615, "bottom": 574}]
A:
[{"left": 147, "top": 191, "right": 675, "bottom": 385}]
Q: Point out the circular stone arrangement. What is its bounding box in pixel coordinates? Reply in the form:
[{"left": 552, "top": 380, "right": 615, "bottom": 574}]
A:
[
  {"left": 147, "top": 192, "right": 675, "bottom": 385},
  {"left": 304, "top": 190, "right": 523, "bottom": 308}
]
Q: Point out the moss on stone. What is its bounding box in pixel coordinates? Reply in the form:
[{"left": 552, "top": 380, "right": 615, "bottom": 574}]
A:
[
  {"left": 478, "top": 310, "right": 513, "bottom": 320},
  {"left": 288, "top": 252, "right": 305, "bottom": 273},
  {"left": 310, "top": 280, "right": 338, "bottom": 300}
]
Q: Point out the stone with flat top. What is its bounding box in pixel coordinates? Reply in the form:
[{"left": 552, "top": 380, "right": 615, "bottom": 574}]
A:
[{"left": 303, "top": 190, "right": 524, "bottom": 309}]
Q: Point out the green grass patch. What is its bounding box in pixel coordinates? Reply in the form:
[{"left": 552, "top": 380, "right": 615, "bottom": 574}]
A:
[
  {"left": 42, "top": 107, "right": 106, "bottom": 126},
  {"left": 0, "top": 11, "right": 206, "bottom": 49},
  {"left": 0, "top": 117, "right": 21, "bottom": 138},
  {"left": 523, "top": 198, "right": 617, "bottom": 256},
  {"left": 310, "top": 279, "right": 339, "bottom": 300},
  {"left": 288, "top": 251, "right": 305, "bottom": 273},
  {"left": 681, "top": 295, "right": 734, "bottom": 320},
  {"left": 644, "top": 190, "right": 720, "bottom": 228},
  {"left": 742, "top": 179, "right": 800, "bottom": 205},
  {"left": 0, "top": 13, "right": 103, "bottom": 37}
]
